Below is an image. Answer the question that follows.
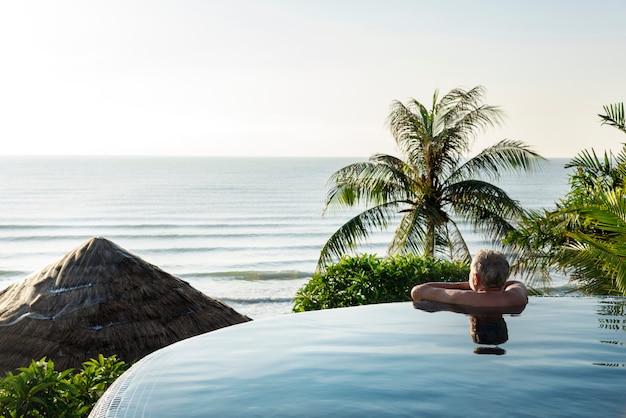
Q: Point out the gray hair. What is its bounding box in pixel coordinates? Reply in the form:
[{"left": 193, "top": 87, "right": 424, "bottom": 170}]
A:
[{"left": 471, "top": 250, "right": 510, "bottom": 288}]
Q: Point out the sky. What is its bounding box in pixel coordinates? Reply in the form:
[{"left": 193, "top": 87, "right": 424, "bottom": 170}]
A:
[{"left": 1, "top": 0, "right": 625, "bottom": 158}]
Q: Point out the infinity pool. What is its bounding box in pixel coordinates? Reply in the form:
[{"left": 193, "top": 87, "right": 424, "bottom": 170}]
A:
[{"left": 90, "top": 297, "right": 626, "bottom": 417}]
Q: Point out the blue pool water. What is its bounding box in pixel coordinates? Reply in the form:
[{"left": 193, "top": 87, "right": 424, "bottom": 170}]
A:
[{"left": 90, "top": 297, "right": 626, "bottom": 417}]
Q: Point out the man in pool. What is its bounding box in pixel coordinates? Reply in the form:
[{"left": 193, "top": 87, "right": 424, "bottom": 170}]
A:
[{"left": 411, "top": 249, "right": 528, "bottom": 308}]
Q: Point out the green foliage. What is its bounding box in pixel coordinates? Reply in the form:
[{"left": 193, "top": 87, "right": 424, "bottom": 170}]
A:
[
  {"left": 0, "top": 355, "right": 128, "bottom": 418},
  {"left": 558, "top": 188, "right": 626, "bottom": 294},
  {"left": 293, "top": 254, "right": 469, "bottom": 312},
  {"left": 599, "top": 102, "right": 626, "bottom": 133},
  {"left": 504, "top": 208, "right": 569, "bottom": 288},
  {"left": 66, "top": 355, "right": 129, "bottom": 416},
  {"left": 318, "top": 86, "right": 544, "bottom": 272},
  {"left": 0, "top": 359, "right": 74, "bottom": 418},
  {"left": 506, "top": 103, "right": 626, "bottom": 295}
]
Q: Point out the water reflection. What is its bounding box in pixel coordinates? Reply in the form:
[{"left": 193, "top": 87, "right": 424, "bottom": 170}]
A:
[
  {"left": 469, "top": 314, "right": 508, "bottom": 355},
  {"left": 413, "top": 301, "right": 526, "bottom": 355},
  {"left": 595, "top": 298, "right": 626, "bottom": 367}
]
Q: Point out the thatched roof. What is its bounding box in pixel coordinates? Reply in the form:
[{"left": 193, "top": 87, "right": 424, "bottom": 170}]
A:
[{"left": 0, "top": 237, "right": 251, "bottom": 374}]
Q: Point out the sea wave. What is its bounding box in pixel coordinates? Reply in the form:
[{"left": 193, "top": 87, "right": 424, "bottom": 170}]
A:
[
  {"left": 219, "top": 297, "right": 295, "bottom": 305},
  {"left": 0, "top": 218, "right": 333, "bottom": 230},
  {"left": 181, "top": 270, "right": 313, "bottom": 281},
  {"left": 0, "top": 231, "right": 333, "bottom": 240},
  {"left": 0, "top": 270, "right": 27, "bottom": 278},
  {"left": 143, "top": 244, "right": 325, "bottom": 254}
]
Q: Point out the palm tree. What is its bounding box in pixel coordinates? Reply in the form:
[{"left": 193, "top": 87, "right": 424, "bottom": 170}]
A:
[
  {"left": 559, "top": 187, "right": 626, "bottom": 294},
  {"left": 506, "top": 104, "right": 626, "bottom": 294},
  {"left": 318, "top": 86, "right": 544, "bottom": 271}
]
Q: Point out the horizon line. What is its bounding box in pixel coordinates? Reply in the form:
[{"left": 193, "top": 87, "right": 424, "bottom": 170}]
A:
[{"left": 0, "top": 153, "right": 575, "bottom": 159}]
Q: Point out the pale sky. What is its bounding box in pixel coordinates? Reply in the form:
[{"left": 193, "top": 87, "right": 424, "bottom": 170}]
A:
[{"left": 1, "top": 0, "right": 625, "bottom": 158}]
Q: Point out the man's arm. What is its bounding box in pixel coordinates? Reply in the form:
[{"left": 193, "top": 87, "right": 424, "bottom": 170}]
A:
[
  {"left": 423, "top": 282, "right": 471, "bottom": 290},
  {"left": 411, "top": 280, "right": 529, "bottom": 307},
  {"left": 411, "top": 282, "right": 471, "bottom": 304}
]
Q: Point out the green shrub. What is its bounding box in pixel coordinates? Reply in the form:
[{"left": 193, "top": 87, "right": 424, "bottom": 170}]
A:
[
  {"left": 293, "top": 254, "right": 469, "bottom": 312},
  {"left": 0, "top": 355, "right": 128, "bottom": 418}
]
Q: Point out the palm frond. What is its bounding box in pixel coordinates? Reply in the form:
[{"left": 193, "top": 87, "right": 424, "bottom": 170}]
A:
[
  {"left": 436, "top": 220, "right": 472, "bottom": 263},
  {"left": 450, "top": 139, "right": 545, "bottom": 183},
  {"left": 386, "top": 99, "right": 430, "bottom": 167},
  {"left": 323, "top": 159, "right": 412, "bottom": 214},
  {"left": 561, "top": 236, "right": 626, "bottom": 294},
  {"left": 503, "top": 209, "right": 562, "bottom": 289},
  {"left": 599, "top": 102, "right": 626, "bottom": 133},
  {"left": 369, "top": 153, "right": 411, "bottom": 174},
  {"left": 564, "top": 148, "right": 624, "bottom": 194},
  {"left": 462, "top": 204, "right": 517, "bottom": 242},
  {"left": 438, "top": 86, "right": 505, "bottom": 138},
  {"left": 445, "top": 179, "right": 524, "bottom": 222},
  {"left": 438, "top": 86, "right": 487, "bottom": 114},
  {"left": 571, "top": 191, "right": 626, "bottom": 232},
  {"left": 430, "top": 128, "right": 471, "bottom": 181},
  {"left": 316, "top": 203, "right": 399, "bottom": 272},
  {"left": 387, "top": 208, "right": 427, "bottom": 256},
  {"left": 565, "top": 148, "right": 611, "bottom": 171},
  {"left": 615, "top": 145, "right": 626, "bottom": 166},
  {"left": 445, "top": 180, "right": 522, "bottom": 259},
  {"left": 427, "top": 87, "right": 506, "bottom": 177}
]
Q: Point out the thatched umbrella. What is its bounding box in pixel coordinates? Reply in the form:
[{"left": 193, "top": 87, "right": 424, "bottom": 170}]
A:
[{"left": 0, "top": 237, "right": 251, "bottom": 374}]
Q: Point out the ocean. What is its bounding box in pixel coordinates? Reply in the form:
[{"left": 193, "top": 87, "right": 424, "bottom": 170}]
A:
[{"left": 0, "top": 156, "right": 572, "bottom": 319}]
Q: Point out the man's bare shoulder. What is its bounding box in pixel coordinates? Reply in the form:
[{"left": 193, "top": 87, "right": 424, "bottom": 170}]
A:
[{"left": 464, "top": 281, "right": 528, "bottom": 308}]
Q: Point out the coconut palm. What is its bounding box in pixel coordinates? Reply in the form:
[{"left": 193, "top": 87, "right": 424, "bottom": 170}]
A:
[{"left": 318, "top": 86, "right": 544, "bottom": 271}]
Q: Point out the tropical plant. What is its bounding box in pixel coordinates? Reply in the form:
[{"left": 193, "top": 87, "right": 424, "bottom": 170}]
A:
[
  {"left": 559, "top": 187, "right": 626, "bottom": 294},
  {"left": 506, "top": 103, "right": 626, "bottom": 294},
  {"left": 0, "top": 355, "right": 128, "bottom": 418},
  {"left": 0, "top": 358, "right": 74, "bottom": 418},
  {"left": 318, "top": 86, "right": 544, "bottom": 271},
  {"left": 67, "top": 354, "right": 129, "bottom": 415},
  {"left": 599, "top": 102, "right": 626, "bottom": 133},
  {"left": 294, "top": 254, "right": 469, "bottom": 312}
]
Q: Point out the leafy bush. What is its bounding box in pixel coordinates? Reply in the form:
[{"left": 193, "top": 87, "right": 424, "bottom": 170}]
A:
[
  {"left": 0, "top": 355, "right": 128, "bottom": 418},
  {"left": 293, "top": 254, "right": 469, "bottom": 312},
  {"left": 505, "top": 103, "right": 626, "bottom": 294}
]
